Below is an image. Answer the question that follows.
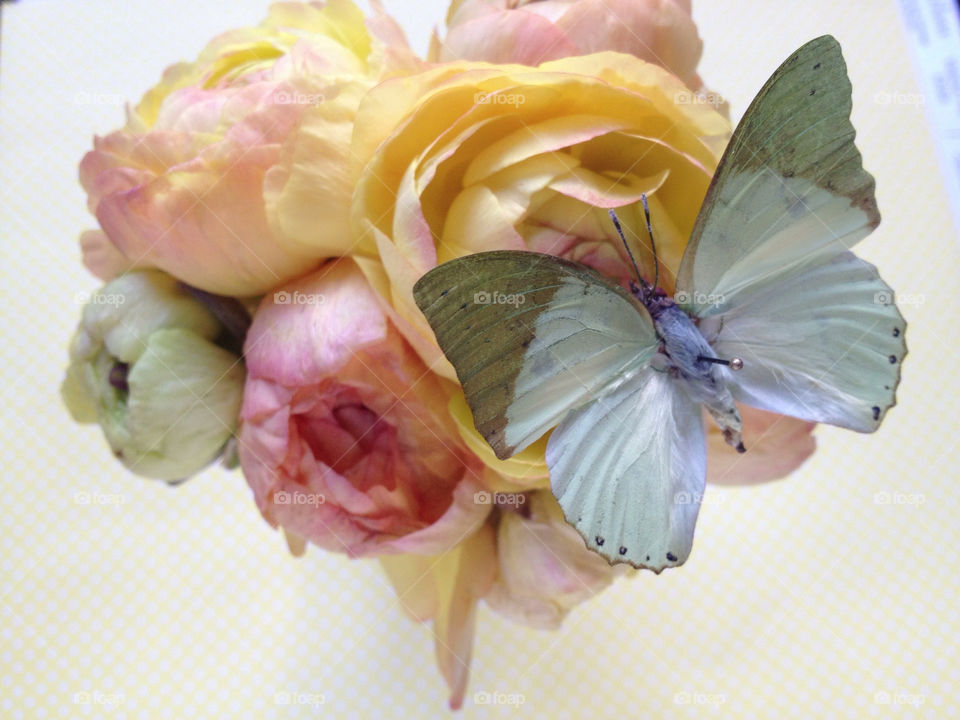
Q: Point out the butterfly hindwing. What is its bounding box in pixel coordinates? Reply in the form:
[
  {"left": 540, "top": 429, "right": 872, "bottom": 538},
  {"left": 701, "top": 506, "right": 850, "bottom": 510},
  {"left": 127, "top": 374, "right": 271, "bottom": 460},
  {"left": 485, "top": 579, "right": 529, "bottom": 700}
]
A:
[
  {"left": 413, "top": 251, "right": 659, "bottom": 458},
  {"left": 704, "top": 251, "right": 905, "bottom": 431},
  {"left": 547, "top": 367, "right": 706, "bottom": 572}
]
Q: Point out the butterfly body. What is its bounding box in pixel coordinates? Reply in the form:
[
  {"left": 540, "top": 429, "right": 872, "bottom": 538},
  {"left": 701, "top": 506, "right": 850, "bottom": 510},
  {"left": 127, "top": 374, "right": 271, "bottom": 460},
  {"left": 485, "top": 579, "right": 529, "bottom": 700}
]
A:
[
  {"left": 413, "top": 36, "right": 906, "bottom": 573},
  {"left": 647, "top": 301, "right": 746, "bottom": 452}
]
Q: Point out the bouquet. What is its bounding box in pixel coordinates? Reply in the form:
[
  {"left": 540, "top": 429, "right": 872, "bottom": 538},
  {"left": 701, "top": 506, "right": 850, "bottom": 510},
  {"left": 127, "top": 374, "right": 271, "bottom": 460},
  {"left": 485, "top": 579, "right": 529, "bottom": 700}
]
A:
[{"left": 62, "top": 0, "right": 844, "bottom": 708}]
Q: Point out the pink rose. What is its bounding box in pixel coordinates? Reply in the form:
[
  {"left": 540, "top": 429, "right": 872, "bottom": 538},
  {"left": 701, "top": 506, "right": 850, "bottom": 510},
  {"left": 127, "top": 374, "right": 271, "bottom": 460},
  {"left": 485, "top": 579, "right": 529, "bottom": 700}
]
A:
[
  {"left": 435, "top": 0, "right": 706, "bottom": 90},
  {"left": 80, "top": 1, "right": 419, "bottom": 296},
  {"left": 707, "top": 406, "right": 817, "bottom": 485},
  {"left": 238, "top": 260, "right": 489, "bottom": 557},
  {"left": 485, "top": 491, "right": 622, "bottom": 628}
]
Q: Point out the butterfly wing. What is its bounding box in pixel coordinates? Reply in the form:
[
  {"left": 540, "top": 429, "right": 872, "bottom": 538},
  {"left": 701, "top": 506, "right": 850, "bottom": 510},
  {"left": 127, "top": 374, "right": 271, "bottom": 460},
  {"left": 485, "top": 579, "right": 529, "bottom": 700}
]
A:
[
  {"left": 676, "top": 35, "right": 905, "bottom": 430},
  {"left": 676, "top": 35, "right": 880, "bottom": 317},
  {"left": 413, "top": 251, "right": 659, "bottom": 458},
  {"left": 547, "top": 367, "right": 706, "bottom": 572},
  {"left": 704, "top": 251, "right": 905, "bottom": 431}
]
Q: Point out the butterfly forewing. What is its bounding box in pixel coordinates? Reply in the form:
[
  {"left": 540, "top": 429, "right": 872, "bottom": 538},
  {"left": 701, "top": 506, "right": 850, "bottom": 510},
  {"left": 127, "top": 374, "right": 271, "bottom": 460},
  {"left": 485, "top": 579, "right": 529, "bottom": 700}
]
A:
[
  {"left": 413, "top": 251, "right": 659, "bottom": 458},
  {"left": 677, "top": 35, "right": 881, "bottom": 315}
]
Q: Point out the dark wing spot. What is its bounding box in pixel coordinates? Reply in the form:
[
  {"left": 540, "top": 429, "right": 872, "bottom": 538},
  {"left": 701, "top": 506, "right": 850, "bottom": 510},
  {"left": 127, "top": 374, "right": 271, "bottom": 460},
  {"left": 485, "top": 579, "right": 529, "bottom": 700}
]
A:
[
  {"left": 595, "top": 536, "right": 605, "bottom": 547},
  {"left": 459, "top": 303, "right": 467, "bottom": 310},
  {"left": 884, "top": 385, "right": 891, "bottom": 390},
  {"left": 666, "top": 552, "right": 678, "bottom": 562},
  {"left": 441, "top": 289, "right": 449, "bottom": 296},
  {"left": 813, "top": 62, "right": 821, "bottom": 69},
  {"left": 645, "top": 555, "right": 650, "bottom": 562},
  {"left": 872, "top": 406, "right": 881, "bottom": 421},
  {"left": 618, "top": 546, "right": 627, "bottom": 556},
  {"left": 809, "top": 88, "right": 816, "bottom": 96},
  {"left": 889, "top": 355, "right": 897, "bottom": 364},
  {"left": 893, "top": 328, "right": 900, "bottom": 337}
]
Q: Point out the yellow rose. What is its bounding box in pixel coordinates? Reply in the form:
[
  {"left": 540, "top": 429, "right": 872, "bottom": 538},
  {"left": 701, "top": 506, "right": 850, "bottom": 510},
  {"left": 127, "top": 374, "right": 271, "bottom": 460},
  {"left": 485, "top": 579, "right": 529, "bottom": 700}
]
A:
[
  {"left": 80, "top": 0, "right": 420, "bottom": 296},
  {"left": 351, "top": 52, "right": 729, "bottom": 478}
]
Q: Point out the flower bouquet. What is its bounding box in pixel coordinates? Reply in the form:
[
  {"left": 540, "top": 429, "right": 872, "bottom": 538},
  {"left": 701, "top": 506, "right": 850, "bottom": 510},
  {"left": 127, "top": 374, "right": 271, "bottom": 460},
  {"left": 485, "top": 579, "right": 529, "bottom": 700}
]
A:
[{"left": 64, "top": 0, "right": 907, "bottom": 708}]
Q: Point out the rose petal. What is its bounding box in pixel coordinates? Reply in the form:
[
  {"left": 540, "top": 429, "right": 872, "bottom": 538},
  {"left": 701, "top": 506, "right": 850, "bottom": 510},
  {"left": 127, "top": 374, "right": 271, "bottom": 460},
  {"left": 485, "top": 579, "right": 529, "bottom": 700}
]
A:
[
  {"left": 706, "top": 405, "right": 817, "bottom": 485},
  {"left": 79, "top": 229, "right": 136, "bottom": 281},
  {"left": 439, "top": 10, "right": 578, "bottom": 65},
  {"left": 432, "top": 524, "right": 496, "bottom": 710}
]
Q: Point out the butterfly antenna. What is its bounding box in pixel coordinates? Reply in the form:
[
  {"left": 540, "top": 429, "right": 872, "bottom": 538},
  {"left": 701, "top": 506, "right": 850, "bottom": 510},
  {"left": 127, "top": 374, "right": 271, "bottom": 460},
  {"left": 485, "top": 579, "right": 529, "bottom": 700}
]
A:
[
  {"left": 640, "top": 194, "right": 659, "bottom": 293},
  {"left": 608, "top": 209, "right": 647, "bottom": 298}
]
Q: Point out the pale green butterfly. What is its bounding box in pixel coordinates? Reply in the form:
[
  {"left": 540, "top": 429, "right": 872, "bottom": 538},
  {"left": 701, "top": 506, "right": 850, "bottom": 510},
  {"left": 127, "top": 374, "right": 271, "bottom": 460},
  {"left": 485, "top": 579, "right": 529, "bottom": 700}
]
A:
[{"left": 413, "top": 36, "right": 906, "bottom": 573}]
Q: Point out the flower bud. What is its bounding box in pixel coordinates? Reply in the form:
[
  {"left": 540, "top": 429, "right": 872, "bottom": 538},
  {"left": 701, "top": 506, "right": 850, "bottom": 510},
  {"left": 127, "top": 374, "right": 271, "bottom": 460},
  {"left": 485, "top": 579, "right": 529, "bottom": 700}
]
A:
[{"left": 62, "top": 271, "right": 246, "bottom": 480}]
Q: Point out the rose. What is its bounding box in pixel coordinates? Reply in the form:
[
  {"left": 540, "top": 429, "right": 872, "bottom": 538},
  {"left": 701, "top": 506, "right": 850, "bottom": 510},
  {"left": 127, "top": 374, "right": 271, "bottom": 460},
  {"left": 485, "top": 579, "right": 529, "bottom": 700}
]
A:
[
  {"left": 237, "top": 259, "right": 490, "bottom": 557},
  {"left": 436, "top": 0, "right": 706, "bottom": 90},
  {"left": 79, "top": 0, "right": 419, "bottom": 296},
  {"left": 351, "top": 52, "right": 813, "bottom": 485},
  {"left": 380, "top": 525, "right": 496, "bottom": 710},
  {"left": 61, "top": 271, "right": 246, "bottom": 480},
  {"left": 707, "top": 406, "right": 816, "bottom": 485},
  {"left": 352, "top": 53, "right": 726, "bottom": 379},
  {"left": 485, "top": 491, "right": 622, "bottom": 628}
]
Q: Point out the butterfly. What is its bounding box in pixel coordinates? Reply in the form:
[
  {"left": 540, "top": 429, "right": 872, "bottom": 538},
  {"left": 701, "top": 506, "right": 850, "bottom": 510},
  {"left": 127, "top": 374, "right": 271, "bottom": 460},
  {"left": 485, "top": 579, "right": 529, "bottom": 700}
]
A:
[{"left": 412, "top": 36, "right": 906, "bottom": 573}]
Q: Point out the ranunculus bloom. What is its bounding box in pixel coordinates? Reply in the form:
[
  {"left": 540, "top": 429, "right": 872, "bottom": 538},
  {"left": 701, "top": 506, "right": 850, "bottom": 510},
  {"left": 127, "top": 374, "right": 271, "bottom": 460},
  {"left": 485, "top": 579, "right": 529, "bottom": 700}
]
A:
[
  {"left": 238, "top": 259, "right": 490, "bottom": 557},
  {"left": 485, "top": 491, "right": 623, "bottom": 628},
  {"left": 80, "top": 0, "right": 419, "bottom": 296},
  {"left": 435, "top": 0, "right": 706, "bottom": 91},
  {"left": 351, "top": 52, "right": 814, "bottom": 486}
]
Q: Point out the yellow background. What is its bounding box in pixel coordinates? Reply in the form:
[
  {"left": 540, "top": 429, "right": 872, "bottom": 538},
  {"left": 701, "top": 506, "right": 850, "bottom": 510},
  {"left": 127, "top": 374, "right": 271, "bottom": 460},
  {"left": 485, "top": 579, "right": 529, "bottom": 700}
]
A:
[{"left": 1, "top": 0, "right": 957, "bottom": 717}]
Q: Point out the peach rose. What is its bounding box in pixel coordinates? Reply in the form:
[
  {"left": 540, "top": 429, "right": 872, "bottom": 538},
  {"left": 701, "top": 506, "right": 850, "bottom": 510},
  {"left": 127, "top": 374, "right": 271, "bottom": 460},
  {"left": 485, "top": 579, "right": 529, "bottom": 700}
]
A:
[
  {"left": 80, "top": 0, "right": 420, "bottom": 296},
  {"left": 380, "top": 525, "right": 496, "bottom": 710},
  {"left": 350, "top": 52, "right": 814, "bottom": 486},
  {"left": 237, "top": 259, "right": 492, "bottom": 556},
  {"left": 485, "top": 491, "right": 623, "bottom": 628},
  {"left": 435, "top": 0, "right": 706, "bottom": 90}
]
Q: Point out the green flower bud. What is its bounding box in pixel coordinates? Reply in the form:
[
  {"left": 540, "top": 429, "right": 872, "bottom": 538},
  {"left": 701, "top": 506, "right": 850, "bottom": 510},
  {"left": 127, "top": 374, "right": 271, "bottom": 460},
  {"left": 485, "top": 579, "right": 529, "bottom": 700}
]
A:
[{"left": 62, "top": 271, "right": 246, "bottom": 480}]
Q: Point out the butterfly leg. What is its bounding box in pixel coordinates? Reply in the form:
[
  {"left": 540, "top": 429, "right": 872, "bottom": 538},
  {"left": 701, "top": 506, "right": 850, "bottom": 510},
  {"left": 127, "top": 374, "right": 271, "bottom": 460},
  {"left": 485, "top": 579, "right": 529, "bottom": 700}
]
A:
[{"left": 704, "top": 392, "right": 746, "bottom": 453}]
